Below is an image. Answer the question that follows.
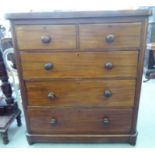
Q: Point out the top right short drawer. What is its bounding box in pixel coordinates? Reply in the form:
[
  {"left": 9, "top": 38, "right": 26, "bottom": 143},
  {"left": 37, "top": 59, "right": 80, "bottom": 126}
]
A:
[{"left": 79, "top": 23, "right": 141, "bottom": 50}]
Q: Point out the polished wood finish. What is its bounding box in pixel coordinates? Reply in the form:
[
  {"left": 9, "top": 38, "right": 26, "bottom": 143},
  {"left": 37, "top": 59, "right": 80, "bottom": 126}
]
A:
[
  {"left": 80, "top": 23, "right": 141, "bottom": 49},
  {"left": 6, "top": 10, "right": 150, "bottom": 145},
  {"left": 21, "top": 51, "right": 138, "bottom": 79},
  {"left": 15, "top": 25, "right": 76, "bottom": 50},
  {"left": 0, "top": 52, "right": 15, "bottom": 109},
  {"left": 0, "top": 40, "right": 19, "bottom": 113},
  {"left": 26, "top": 132, "right": 137, "bottom": 145},
  {"left": 26, "top": 80, "right": 135, "bottom": 107},
  {"left": 5, "top": 10, "right": 151, "bottom": 19},
  {"left": 27, "top": 107, "right": 132, "bottom": 134}
]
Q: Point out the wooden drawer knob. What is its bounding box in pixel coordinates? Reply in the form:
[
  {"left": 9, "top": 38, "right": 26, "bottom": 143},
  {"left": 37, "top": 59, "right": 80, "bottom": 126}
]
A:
[
  {"left": 48, "top": 92, "right": 56, "bottom": 100},
  {"left": 44, "top": 63, "right": 54, "bottom": 71},
  {"left": 103, "top": 117, "right": 110, "bottom": 127},
  {"left": 104, "top": 90, "right": 112, "bottom": 98},
  {"left": 50, "top": 118, "right": 57, "bottom": 126},
  {"left": 105, "top": 62, "right": 113, "bottom": 70},
  {"left": 41, "top": 35, "right": 51, "bottom": 44},
  {"left": 105, "top": 34, "right": 114, "bottom": 43}
]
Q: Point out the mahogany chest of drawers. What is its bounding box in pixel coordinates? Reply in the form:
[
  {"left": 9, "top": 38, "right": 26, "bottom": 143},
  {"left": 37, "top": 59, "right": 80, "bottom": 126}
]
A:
[{"left": 6, "top": 10, "right": 150, "bottom": 145}]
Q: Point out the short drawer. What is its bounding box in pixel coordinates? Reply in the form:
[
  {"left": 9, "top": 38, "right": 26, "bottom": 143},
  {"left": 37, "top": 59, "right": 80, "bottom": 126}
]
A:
[
  {"left": 26, "top": 79, "right": 135, "bottom": 107},
  {"left": 21, "top": 51, "right": 138, "bottom": 79},
  {"left": 28, "top": 107, "right": 133, "bottom": 134},
  {"left": 15, "top": 25, "right": 76, "bottom": 50},
  {"left": 80, "top": 23, "right": 141, "bottom": 49}
]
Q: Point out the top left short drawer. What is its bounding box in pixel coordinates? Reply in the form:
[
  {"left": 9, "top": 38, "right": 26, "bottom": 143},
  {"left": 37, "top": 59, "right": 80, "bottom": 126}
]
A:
[{"left": 15, "top": 25, "right": 76, "bottom": 50}]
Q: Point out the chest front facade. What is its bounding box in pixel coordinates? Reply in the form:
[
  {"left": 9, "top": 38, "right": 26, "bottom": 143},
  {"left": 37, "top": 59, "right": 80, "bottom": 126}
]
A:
[{"left": 6, "top": 10, "right": 150, "bottom": 145}]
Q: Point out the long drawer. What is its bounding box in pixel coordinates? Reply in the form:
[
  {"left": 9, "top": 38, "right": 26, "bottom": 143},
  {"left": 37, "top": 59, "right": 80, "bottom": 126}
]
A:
[
  {"left": 21, "top": 51, "right": 138, "bottom": 79},
  {"left": 80, "top": 23, "right": 141, "bottom": 49},
  {"left": 15, "top": 25, "right": 76, "bottom": 50},
  {"left": 26, "top": 79, "right": 135, "bottom": 107},
  {"left": 28, "top": 107, "right": 133, "bottom": 134}
]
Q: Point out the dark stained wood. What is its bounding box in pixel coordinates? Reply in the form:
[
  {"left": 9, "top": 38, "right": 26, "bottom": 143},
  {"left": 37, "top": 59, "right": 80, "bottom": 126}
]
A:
[
  {"left": 20, "top": 51, "right": 138, "bottom": 79},
  {"left": 0, "top": 35, "right": 22, "bottom": 144},
  {"left": 26, "top": 132, "right": 137, "bottom": 144},
  {"left": 1, "top": 82, "right": 12, "bottom": 100},
  {"left": 131, "top": 18, "right": 149, "bottom": 133},
  {"left": 26, "top": 79, "right": 135, "bottom": 107},
  {"left": 0, "top": 42, "right": 18, "bottom": 113},
  {"left": 27, "top": 107, "right": 133, "bottom": 134},
  {"left": 0, "top": 110, "right": 21, "bottom": 129},
  {"left": 15, "top": 25, "right": 76, "bottom": 50},
  {"left": 6, "top": 10, "right": 150, "bottom": 145},
  {"left": 80, "top": 23, "right": 141, "bottom": 49},
  {"left": 0, "top": 109, "right": 21, "bottom": 144},
  {"left": 5, "top": 10, "right": 151, "bottom": 20},
  {"left": 0, "top": 61, "right": 8, "bottom": 80},
  {"left": 145, "top": 43, "right": 155, "bottom": 81}
]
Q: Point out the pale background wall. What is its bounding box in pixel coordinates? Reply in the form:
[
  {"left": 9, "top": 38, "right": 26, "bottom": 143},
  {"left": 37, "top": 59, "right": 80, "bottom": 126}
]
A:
[
  {"left": 0, "top": 0, "right": 154, "bottom": 29},
  {"left": 1, "top": 0, "right": 154, "bottom": 20}
]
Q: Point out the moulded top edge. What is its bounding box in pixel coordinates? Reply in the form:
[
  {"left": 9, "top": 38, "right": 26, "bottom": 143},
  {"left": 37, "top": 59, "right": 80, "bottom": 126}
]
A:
[{"left": 5, "top": 10, "right": 152, "bottom": 20}]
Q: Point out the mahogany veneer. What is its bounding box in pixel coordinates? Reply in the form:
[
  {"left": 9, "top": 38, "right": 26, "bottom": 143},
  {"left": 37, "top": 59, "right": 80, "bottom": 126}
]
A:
[{"left": 6, "top": 10, "right": 150, "bottom": 145}]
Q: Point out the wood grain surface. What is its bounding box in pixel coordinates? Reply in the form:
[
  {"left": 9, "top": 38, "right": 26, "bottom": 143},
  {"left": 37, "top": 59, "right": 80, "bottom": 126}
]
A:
[
  {"left": 15, "top": 25, "right": 76, "bottom": 50},
  {"left": 21, "top": 51, "right": 138, "bottom": 79},
  {"left": 27, "top": 107, "right": 133, "bottom": 134},
  {"left": 80, "top": 23, "right": 141, "bottom": 49},
  {"left": 26, "top": 79, "right": 135, "bottom": 107},
  {"left": 7, "top": 10, "right": 149, "bottom": 145}
]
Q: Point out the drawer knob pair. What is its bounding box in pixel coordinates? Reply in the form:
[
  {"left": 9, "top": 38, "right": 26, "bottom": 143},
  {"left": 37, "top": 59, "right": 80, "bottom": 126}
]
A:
[
  {"left": 105, "top": 34, "right": 115, "bottom": 43},
  {"left": 41, "top": 35, "right": 51, "bottom": 44},
  {"left": 50, "top": 118, "right": 110, "bottom": 127},
  {"left": 44, "top": 63, "right": 54, "bottom": 71}
]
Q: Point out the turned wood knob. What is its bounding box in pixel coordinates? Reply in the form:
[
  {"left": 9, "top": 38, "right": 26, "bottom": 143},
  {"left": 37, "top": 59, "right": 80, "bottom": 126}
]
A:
[
  {"left": 44, "top": 63, "right": 54, "bottom": 71},
  {"left": 41, "top": 35, "right": 51, "bottom": 44},
  {"left": 103, "top": 117, "right": 110, "bottom": 127},
  {"left": 105, "top": 62, "right": 113, "bottom": 70},
  {"left": 50, "top": 118, "right": 57, "bottom": 126},
  {"left": 48, "top": 92, "right": 56, "bottom": 100},
  {"left": 104, "top": 90, "right": 112, "bottom": 98},
  {"left": 105, "top": 34, "right": 114, "bottom": 43}
]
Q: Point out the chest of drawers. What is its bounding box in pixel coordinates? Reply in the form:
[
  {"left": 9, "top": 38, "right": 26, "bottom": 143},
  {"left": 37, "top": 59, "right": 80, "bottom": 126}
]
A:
[{"left": 6, "top": 10, "right": 150, "bottom": 145}]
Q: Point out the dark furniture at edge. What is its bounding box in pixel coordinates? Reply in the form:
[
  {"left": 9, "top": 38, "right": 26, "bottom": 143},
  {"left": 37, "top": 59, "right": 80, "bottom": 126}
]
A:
[{"left": 0, "top": 38, "right": 21, "bottom": 144}]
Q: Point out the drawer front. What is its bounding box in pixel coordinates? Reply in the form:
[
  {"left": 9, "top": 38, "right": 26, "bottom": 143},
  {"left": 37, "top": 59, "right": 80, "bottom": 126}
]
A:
[
  {"left": 26, "top": 80, "right": 135, "bottom": 107},
  {"left": 21, "top": 51, "right": 138, "bottom": 79},
  {"left": 15, "top": 25, "right": 76, "bottom": 50},
  {"left": 80, "top": 23, "right": 141, "bottom": 49},
  {"left": 28, "top": 107, "right": 133, "bottom": 134}
]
